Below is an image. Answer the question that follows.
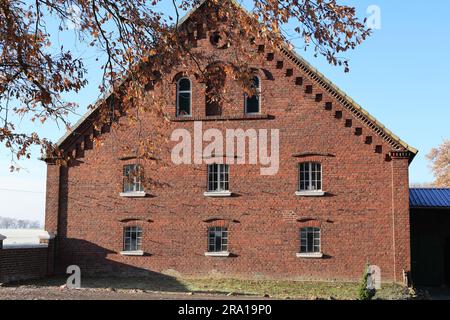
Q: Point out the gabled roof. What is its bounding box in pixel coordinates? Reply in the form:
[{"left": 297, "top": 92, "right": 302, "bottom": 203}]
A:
[
  {"left": 410, "top": 188, "right": 450, "bottom": 208},
  {"left": 53, "top": 0, "right": 417, "bottom": 160}
]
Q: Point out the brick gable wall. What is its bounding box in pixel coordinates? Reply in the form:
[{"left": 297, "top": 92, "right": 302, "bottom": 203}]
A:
[{"left": 45, "top": 3, "right": 411, "bottom": 282}]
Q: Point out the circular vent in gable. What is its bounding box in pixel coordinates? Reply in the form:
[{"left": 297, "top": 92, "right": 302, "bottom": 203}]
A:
[{"left": 209, "top": 30, "right": 230, "bottom": 49}]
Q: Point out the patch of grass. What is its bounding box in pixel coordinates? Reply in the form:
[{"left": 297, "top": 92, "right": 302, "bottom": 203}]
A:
[{"left": 180, "top": 278, "right": 406, "bottom": 300}]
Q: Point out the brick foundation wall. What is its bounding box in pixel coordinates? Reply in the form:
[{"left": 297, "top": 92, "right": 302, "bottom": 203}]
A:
[
  {"left": 0, "top": 235, "right": 55, "bottom": 284},
  {"left": 46, "top": 3, "right": 413, "bottom": 283}
]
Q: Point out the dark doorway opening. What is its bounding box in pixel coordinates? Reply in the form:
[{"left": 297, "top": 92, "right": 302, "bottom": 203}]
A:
[
  {"left": 444, "top": 238, "right": 450, "bottom": 286},
  {"left": 411, "top": 209, "right": 450, "bottom": 286}
]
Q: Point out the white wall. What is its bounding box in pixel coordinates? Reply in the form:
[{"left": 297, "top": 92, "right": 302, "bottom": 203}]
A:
[{"left": 0, "top": 229, "right": 45, "bottom": 246}]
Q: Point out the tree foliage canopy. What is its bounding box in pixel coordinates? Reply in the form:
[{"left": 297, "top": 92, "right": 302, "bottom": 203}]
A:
[
  {"left": 427, "top": 139, "right": 450, "bottom": 187},
  {"left": 0, "top": 216, "right": 41, "bottom": 229},
  {"left": 0, "top": 0, "right": 370, "bottom": 167}
]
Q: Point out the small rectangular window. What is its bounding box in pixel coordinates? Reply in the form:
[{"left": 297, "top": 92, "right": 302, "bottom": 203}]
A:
[
  {"left": 208, "top": 227, "right": 228, "bottom": 252},
  {"left": 123, "top": 164, "right": 144, "bottom": 193},
  {"left": 299, "top": 162, "right": 322, "bottom": 191},
  {"left": 123, "top": 226, "right": 142, "bottom": 251},
  {"left": 245, "top": 76, "right": 261, "bottom": 114},
  {"left": 300, "top": 227, "right": 321, "bottom": 253},
  {"left": 207, "top": 164, "right": 229, "bottom": 192}
]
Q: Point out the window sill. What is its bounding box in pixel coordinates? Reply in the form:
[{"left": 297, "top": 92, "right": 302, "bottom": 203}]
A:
[
  {"left": 204, "top": 251, "right": 230, "bottom": 257},
  {"left": 120, "top": 250, "right": 144, "bottom": 256},
  {"left": 295, "top": 191, "right": 325, "bottom": 197},
  {"left": 119, "top": 191, "right": 147, "bottom": 198},
  {"left": 296, "top": 252, "right": 323, "bottom": 259},
  {"left": 204, "top": 191, "right": 232, "bottom": 197}
]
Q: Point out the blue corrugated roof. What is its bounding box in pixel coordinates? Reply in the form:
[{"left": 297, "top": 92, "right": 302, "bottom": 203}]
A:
[{"left": 410, "top": 188, "right": 450, "bottom": 208}]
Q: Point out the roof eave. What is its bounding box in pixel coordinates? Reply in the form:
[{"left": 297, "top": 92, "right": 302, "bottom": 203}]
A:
[{"left": 411, "top": 206, "right": 450, "bottom": 210}]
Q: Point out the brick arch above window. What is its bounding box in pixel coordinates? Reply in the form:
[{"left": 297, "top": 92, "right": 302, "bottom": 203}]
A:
[
  {"left": 172, "top": 71, "right": 196, "bottom": 83},
  {"left": 296, "top": 217, "right": 334, "bottom": 226},
  {"left": 292, "top": 152, "right": 336, "bottom": 159},
  {"left": 296, "top": 218, "right": 322, "bottom": 228},
  {"left": 118, "top": 220, "right": 149, "bottom": 230},
  {"left": 202, "top": 217, "right": 240, "bottom": 228},
  {"left": 118, "top": 217, "right": 153, "bottom": 223}
]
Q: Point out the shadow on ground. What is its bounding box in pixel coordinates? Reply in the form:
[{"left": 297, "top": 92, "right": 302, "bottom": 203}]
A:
[
  {"left": 1, "top": 237, "right": 243, "bottom": 296},
  {"left": 4, "top": 275, "right": 248, "bottom": 297},
  {"left": 6, "top": 275, "right": 189, "bottom": 292},
  {"left": 418, "top": 286, "right": 450, "bottom": 300}
]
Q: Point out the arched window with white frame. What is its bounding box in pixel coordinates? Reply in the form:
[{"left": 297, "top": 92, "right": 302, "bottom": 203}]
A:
[
  {"left": 244, "top": 75, "right": 261, "bottom": 114},
  {"left": 176, "top": 77, "right": 192, "bottom": 116}
]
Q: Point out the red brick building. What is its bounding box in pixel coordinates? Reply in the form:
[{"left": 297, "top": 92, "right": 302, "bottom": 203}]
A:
[{"left": 44, "top": 1, "right": 417, "bottom": 283}]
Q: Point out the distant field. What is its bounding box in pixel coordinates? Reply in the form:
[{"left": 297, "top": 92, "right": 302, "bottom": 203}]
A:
[{"left": 0, "top": 229, "right": 45, "bottom": 246}]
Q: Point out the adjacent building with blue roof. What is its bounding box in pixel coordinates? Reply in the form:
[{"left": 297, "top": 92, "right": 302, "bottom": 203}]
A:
[
  {"left": 410, "top": 188, "right": 450, "bottom": 209},
  {"left": 410, "top": 188, "right": 450, "bottom": 286}
]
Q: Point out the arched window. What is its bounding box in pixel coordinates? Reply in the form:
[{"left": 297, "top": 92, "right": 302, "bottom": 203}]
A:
[
  {"left": 176, "top": 77, "right": 191, "bottom": 116},
  {"left": 245, "top": 76, "right": 261, "bottom": 114}
]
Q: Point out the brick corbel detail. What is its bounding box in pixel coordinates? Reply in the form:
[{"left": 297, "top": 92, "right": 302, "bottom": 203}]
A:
[
  {"left": 390, "top": 151, "right": 411, "bottom": 159},
  {"left": 297, "top": 219, "right": 321, "bottom": 228}
]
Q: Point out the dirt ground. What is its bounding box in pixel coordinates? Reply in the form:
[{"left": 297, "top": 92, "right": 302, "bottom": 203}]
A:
[
  {"left": 0, "top": 276, "right": 413, "bottom": 300},
  {"left": 0, "top": 285, "right": 266, "bottom": 300}
]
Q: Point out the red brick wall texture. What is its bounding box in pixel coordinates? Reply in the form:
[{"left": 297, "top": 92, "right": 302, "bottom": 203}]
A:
[
  {"left": 0, "top": 241, "right": 55, "bottom": 283},
  {"left": 45, "top": 3, "right": 413, "bottom": 282}
]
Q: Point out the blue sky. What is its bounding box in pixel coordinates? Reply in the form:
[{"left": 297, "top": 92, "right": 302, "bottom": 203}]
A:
[{"left": 1, "top": 0, "right": 449, "bottom": 224}]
